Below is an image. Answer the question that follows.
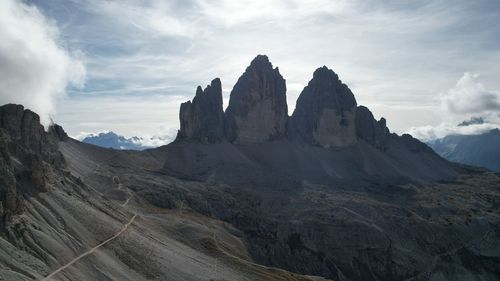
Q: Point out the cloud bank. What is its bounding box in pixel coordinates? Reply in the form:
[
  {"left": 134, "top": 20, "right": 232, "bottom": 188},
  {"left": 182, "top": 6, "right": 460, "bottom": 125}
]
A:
[
  {"left": 409, "top": 73, "right": 500, "bottom": 141},
  {"left": 0, "top": 0, "right": 85, "bottom": 125},
  {"left": 442, "top": 73, "right": 500, "bottom": 115}
]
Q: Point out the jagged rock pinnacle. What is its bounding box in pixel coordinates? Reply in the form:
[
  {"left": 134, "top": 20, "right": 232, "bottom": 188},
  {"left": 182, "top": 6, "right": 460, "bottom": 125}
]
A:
[
  {"left": 224, "top": 55, "right": 288, "bottom": 144},
  {"left": 177, "top": 78, "right": 224, "bottom": 143},
  {"left": 355, "top": 106, "right": 390, "bottom": 149}
]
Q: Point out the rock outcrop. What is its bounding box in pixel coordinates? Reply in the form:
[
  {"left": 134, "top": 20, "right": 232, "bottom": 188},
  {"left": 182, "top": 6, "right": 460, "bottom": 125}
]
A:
[
  {"left": 177, "top": 78, "right": 224, "bottom": 143},
  {"left": 290, "top": 66, "right": 357, "bottom": 148},
  {"left": 0, "top": 104, "right": 64, "bottom": 236},
  {"left": 49, "top": 123, "right": 69, "bottom": 142},
  {"left": 224, "top": 55, "right": 288, "bottom": 144},
  {"left": 169, "top": 55, "right": 461, "bottom": 186},
  {"left": 355, "top": 106, "right": 390, "bottom": 149},
  {"left": 175, "top": 55, "right": 439, "bottom": 159},
  {"left": 0, "top": 104, "right": 46, "bottom": 154}
]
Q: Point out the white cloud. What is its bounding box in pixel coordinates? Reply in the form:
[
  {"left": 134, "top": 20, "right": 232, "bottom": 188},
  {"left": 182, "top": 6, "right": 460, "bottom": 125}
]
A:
[
  {"left": 132, "top": 128, "right": 178, "bottom": 147},
  {"left": 196, "top": 0, "right": 350, "bottom": 27},
  {"left": 441, "top": 72, "right": 500, "bottom": 115},
  {"left": 409, "top": 122, "right": 499, "bottom": 141},
  {"left": 409, "top": 73, "right": 500, "bottom": 141},
  {"left": 0, "top": 0, "right": 85, "bottom": 125},
  {"left": 87, "top": 0, "right": 197, "bottom": 38}
]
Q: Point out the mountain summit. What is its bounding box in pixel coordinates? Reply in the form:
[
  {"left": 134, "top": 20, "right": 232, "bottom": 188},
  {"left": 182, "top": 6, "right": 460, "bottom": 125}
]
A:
[
  {"left": 290, "top": 65, "right": 357, "bottom": 147},
  {"left": 177, "top": 78, "right": 224, "bottom": 143},
  {"left": 225, "top": 55, "right": 288, "bottom": 143},
  {"left": 170, "top": 55, "right": 456, "bottom": 185}
]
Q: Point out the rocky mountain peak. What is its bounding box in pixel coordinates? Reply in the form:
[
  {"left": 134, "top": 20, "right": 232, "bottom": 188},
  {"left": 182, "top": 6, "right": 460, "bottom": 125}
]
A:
[
  {"left": 0, "top": 104, "right": 46, "bottom": 154},
  {"left": 0, "top": 104, "right": 67, "bottom": 234},
  {"left": 48, "top": 123, "right": 69, "bottom": 142},
  {"left": 290, "top": 66, "right": 357, "bottom": 148},
  {"left": 195, "top": 85, "right": 203, "bottom": 96},
  {"left": 224, "top": 55, "right": 288, "bottom": 143},
  {"left": 177, "top": 78, "right": 224, "bottom": 143},
  {"left": 312, "top": 65, "right": 340, "bottom": 81},
  {"left": 0, "top": 104, "right": 64, "bottom": 162},
  {"left": 174, "top": 55, "right": 436, "bottom": 155},
  {"left": 249, "top": 54, "right": 273, "bottom": 69}
]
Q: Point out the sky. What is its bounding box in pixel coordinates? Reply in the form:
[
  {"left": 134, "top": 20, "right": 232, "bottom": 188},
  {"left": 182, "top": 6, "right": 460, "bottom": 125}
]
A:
[{"left": 1, "top": 0, "right": 500, "bottom": 145}]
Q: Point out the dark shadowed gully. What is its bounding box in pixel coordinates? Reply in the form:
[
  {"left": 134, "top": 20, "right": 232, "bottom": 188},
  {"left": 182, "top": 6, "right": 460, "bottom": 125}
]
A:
[{"left": 1, "top": 56, "right": 499, "bottom": 281}]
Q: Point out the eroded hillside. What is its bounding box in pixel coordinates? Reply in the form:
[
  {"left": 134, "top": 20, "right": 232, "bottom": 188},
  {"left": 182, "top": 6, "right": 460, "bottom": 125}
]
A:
[{"left": 0, "top": 105, "right": 328, "bottom": 281}]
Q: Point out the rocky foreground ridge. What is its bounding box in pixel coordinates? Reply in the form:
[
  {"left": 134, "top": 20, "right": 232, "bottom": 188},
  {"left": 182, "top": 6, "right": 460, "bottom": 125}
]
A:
[
  {"left": 0, "top": 105, "right": 66, "bottom": 235},
  {"left": 1, "top": 104, "right": 331, "bottom": 281}
]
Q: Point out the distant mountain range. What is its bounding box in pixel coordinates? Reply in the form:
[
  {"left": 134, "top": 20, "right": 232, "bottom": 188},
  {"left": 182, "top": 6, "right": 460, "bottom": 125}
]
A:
[
  {"left": 82, "top": 131, "right": 173, "bottom": 150},
  {"left": 428, "top": 128, "right": 500, "bottom": 171},
  {"left": 82, "top": 132, "right": 146, "bottom": 150}
]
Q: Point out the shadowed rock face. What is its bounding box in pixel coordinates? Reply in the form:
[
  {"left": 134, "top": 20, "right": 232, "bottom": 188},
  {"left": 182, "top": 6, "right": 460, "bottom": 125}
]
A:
[
  {"left": 355, "top": 106, "right": 390, "bottom": 150},
  {"left": 177, "top": 78, "right": 224, "bottom": 143},
  {"left": 0, "top": 104, "right": 66, "bottom": 238},
  {"left": 172, "top": 56, "right": 451, "bottom": 185},
  {"left": 177, "top": 56, "right": 387, "bottom": 149},
  {"left": 224, "top": 55, "right": 288, "bottom": 144},
  {"left": 49, "top": 124, "right": 69, "bottom": 142},
  {"left": 0, "top": 104, "right": 46, "bottom": 154},
  {"left": 290, "top": 66, "right": 357, "bottom": 148}
]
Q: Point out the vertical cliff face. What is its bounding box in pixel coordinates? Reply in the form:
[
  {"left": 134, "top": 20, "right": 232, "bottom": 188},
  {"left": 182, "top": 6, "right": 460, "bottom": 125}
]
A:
[
  {"left": 290, "top": 66, "right": 357, "bottom": 148},
  {"left": 177, "top": 78, "right": 224, "bottom": 143},
  {"left": 0, "top": 104, "right": 65, "bottom": 235},
  {"left": 0, "top": 104, "right": 46, "bottom": 154},
  {"left": 175, "top": 55, "right": 434, "bottom": 154},
  {"left": 224, "top": 55, "right": 288, "bottom": 144},
  {"left": 355, "top": 106, "right": 390, "bottom": 150}
]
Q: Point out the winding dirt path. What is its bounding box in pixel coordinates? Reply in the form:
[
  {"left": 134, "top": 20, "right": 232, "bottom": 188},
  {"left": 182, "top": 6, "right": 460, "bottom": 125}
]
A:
[
  {"left": 41, "top": 173, "right": 137, "bottom": 281},
  {"left": 122, "top": 188, "right": 133, "bottom": 207},
  {"left": 40, "top": 215, "right": 136, "bottom": 280}
]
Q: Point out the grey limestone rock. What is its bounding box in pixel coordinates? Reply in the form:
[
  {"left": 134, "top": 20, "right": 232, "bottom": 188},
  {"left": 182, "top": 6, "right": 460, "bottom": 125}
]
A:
[
  {"left": 290, "top": 66, "right": 357, "bottom": 148},
  {"left": 0, "top": 104, "right": 64, "bottom": 235},
  {"left": 224, "top": 55, "right": 288, "bottom": 144},
  {"left": 177, "top": 78, "right": 225, "bottom": 143},
  {"left": 355, "top": 105, "right": 390, "bottom": 149},
  {"left": 0, "top": 104, "right": 46, "bottom": 154}
]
